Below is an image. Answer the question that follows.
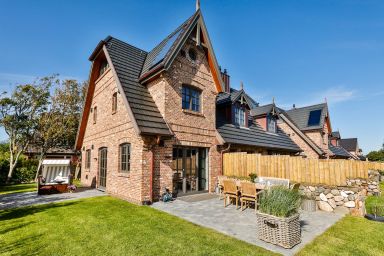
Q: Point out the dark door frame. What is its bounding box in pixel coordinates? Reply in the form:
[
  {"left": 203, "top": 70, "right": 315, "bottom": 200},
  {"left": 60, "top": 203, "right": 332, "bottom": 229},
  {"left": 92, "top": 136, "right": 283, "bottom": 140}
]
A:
[{"left": 98, "top": 147, "right": 108, "bottom": 191}]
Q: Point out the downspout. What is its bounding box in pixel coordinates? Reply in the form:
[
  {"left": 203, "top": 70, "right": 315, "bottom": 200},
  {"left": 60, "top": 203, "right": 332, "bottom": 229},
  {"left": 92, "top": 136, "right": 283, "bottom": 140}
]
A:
[{"left": 148, "top": 135, "right": 161, "bottom": 204}]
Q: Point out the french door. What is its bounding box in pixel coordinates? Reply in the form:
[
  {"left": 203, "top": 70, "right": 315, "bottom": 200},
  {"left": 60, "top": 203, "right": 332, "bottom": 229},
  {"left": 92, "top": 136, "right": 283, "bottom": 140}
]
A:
[
  {"left": 172, "top": 147, "right": 208, "bottom": 195},
  {"left": 98, "top": 147, "right": 107, "bottom": 190}
]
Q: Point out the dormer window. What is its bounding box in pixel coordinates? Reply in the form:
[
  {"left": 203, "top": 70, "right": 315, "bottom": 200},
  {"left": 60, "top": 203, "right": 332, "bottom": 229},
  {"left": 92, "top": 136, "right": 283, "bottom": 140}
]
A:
[
  {"left": 234, "top": 105, "right": 245, "bottom": 127},
  {"left": 99, "top": 60, "right": 109, "bottom": 77},
  {"left": 267, "top": 114, "right": 277, "bottom": 133}
]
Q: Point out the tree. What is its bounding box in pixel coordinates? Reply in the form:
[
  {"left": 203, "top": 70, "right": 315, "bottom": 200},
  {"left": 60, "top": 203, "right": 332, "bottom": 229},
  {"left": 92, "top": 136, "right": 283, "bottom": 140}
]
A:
[
  {"left": 33, "top": 79, "right": 85, "bottom": 177},
  {"left": 0, "top": 77, "right": 52, "bottom": 183},
  {"left": 367, "top": 149, "right": 384, "bottom": 162}
]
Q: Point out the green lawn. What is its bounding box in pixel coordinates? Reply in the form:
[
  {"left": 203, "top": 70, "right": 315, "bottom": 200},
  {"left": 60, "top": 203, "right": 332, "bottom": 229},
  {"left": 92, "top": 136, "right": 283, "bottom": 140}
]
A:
[
  {"left": 0, "top": 183, "right": 36, "bottom": 195},
  {"left": 365, "top": 182, "right": 384, "bottom": 216},
  {"left": 298, "top": 183, "right": 384, "bottom": 256},
  {"left": 0, "top": 196, "right": 277, "bottom": 256}
]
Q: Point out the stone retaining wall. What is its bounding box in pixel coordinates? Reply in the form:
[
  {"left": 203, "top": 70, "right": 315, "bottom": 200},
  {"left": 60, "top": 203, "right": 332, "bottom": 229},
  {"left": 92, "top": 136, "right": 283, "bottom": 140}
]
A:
[{"left": 299, "top": 170, "right": 381, "bottom": 213}]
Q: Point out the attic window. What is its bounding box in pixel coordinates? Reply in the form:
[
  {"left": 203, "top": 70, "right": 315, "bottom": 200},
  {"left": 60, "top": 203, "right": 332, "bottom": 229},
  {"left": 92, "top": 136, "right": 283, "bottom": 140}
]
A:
[
  {"left": 99, "top": 60, "right": 109, "bottom": 77},
  {"left": 234, "top": 105, "right": 245, "bottom": 127},
  {"left": 188, "top": 48, "right": 197, "bottom": 62},
  {"left": 307, "top": 109, "right": 322, "bottom": 126},
  {"left": 267, "top": 115, "right": 277, "bottom": 133},
  {"left": 112, "top": 92, "right": 117, "bottom": 113}
]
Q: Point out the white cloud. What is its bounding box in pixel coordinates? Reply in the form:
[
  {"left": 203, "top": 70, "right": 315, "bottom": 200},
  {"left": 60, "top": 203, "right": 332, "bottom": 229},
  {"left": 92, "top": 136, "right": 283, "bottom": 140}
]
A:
[{"left": 317, "top": 86, "right": 356, "bottom": 105}]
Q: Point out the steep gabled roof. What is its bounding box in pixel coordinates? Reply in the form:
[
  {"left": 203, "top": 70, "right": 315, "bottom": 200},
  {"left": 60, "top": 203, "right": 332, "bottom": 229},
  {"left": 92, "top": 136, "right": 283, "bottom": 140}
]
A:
[
  {"left": 139, "top": 10, "right": 225, "bottom": 92},
  {"left": 250, "top": 103, "right": 278, "bottom": 117},
  {"left": 331, "top": 131, "right": 341, "bottom": 139},
  {"left": 340, "top": 138, "right": 358, "bottom": 151},
  {"left": 103, "top": 37, "right": 172, "bottom": 136},
  {"left": 329, "top": 144, "right": 352, "bottom": 158},
  {"left": 216, "top": 88, "right": 258, "bottom": 108},
  {"left": 285, "top": 103, "right": 329, "bottom": 131}
]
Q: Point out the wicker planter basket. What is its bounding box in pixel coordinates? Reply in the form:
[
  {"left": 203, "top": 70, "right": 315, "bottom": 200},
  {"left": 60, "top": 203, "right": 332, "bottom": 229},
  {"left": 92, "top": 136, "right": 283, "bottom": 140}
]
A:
[{"left": 256, "top": 212, "right": 301, "bottom": 249}]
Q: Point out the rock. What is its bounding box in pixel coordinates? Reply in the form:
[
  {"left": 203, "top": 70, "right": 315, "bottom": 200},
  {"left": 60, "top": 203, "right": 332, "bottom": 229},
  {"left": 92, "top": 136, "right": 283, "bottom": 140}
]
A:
[
  {"left": 358, "top": 201, "right": 363, "bottom": 208},
  {"left": 344, "top": 201, "right": 356, "bottom": 208},
  {"left": 368, "top": 185, "right": 376, "bottom": 190},
  {"left": 359, "top": 189, "right": 367, "bottom": 196},
  {"left": 335, "top": 201, "right": 344, "bottom": 206},
  {"left": 326, "top": 193, "right": 334, "bottom": 199},
  {"left": 331, "top": 189, "right": 340, "bottom": 196},
  {"left": 318, "top": 201, "right": 334, "bottom": 212},
  {"left": 347, "top": 181, "right": 352, "bottom": 186},
  {"left": 350, "top": 188, "right": 359, "bottom": 193},
  {"left": 319, "top": 193, "right": 328, "bottom": 201},
  {"left": 334, "top": 195, "right": 344, "bottom": 202},
  {"left": 328, "top": 199, "right": 336, "bottom": 209},
  {"left": 340, "top": 191, "right": 348, "bottom": 198},
  {"left": 309, "top": 186, "right": 316, "bottom": 192},
  {"left": 315, "top": 196, "right": 320, "bottom": 201},
  {"left": 373, "top": 189, "right": 379, "bottom": 193},
  {"left": 372, "top": 181, "right": 378, "bottom": 185},
  {"left": 344, "top": 190, "right": 354, "bottom": 195},
  {"left": 318, "top": 187, "right": 325, "bottom": 193},
  {"left": 348, "top": 194, "right": 355, "bottom": 201},
  {"left": 356, "top": 180, "right": 362, "bottom": 185},
  {"left": 367, "top": 192, "right": 373, "bottom": 196},
  {"left": 343, "top": 198, "right": 349, "bottom": 202},
  {"left": 324, "top": 189, "right": 331, "bottom": 195}
]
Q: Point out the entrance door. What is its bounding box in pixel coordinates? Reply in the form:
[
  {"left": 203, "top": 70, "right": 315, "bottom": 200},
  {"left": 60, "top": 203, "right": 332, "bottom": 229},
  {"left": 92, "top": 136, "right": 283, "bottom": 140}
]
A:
[
  {"left": 172, "top": 147, "right": 208, "bottom": 195},
  {"left": 98, "top": 147, "right": 107, "bottom": 190}
]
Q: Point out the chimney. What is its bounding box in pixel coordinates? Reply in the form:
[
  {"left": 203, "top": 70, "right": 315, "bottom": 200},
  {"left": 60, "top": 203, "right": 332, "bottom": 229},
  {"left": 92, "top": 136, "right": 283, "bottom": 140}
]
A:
[
  {"left": 292, "top": 104, "right": 296, "bottom": 109},
  {"left": 221, "top": 68, "right": 230, "bottom": 93}
]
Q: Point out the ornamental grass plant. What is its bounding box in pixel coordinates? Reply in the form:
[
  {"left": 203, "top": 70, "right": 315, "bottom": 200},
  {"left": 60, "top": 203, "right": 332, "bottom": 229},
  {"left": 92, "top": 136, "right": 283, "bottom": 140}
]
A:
[{"left": 259, "top": 186, "right": 301, "bottom": 218}]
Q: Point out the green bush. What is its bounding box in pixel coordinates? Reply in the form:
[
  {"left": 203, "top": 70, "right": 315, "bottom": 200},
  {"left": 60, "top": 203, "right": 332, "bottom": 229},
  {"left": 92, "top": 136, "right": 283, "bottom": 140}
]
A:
[
  {"left": 12, "top": 167, "right": 36, "bottom": 183},
  {"left": 259, "top": 186, "right": 301, "bottom": 218},
  {"left": 248, "top": 173, "right": 258, "bottom": 183}
]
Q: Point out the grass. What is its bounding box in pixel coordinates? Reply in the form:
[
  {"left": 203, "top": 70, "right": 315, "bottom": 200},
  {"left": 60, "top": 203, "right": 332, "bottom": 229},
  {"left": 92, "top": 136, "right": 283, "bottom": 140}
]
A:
[
  {"left": 296, "top": 215, "right": 384, "bottom": 256},
  {"left": 298, "top": 181, "right": 384, "bottom": 256},
  {"left": 365, "top": 182, "right": 384, "bottom": 216},
  {"left": 0, "top": 183, "right": 36, "bottom": 195},
  {"left": 0, "top": 196, "right": 277, "bottom": 256}
]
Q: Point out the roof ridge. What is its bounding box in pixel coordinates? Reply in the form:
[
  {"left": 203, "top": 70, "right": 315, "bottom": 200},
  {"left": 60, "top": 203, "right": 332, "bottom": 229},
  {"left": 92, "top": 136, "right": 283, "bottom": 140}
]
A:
[
  {"left": 106, "top": 36, "right": 148, "bottom": 54},
  {"left": 286, "top": 102, "right": 327, "bottom": 111}
]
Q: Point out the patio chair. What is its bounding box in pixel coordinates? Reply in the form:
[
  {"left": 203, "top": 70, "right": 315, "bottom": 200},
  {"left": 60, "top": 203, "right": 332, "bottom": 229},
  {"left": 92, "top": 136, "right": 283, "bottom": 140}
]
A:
[
  {"left": 240, "top": 182, "right": 262, "bottom": 212},
  {"left": 217, "top": 176, "right": 227, "bottom": 200},
  {"left": 223, "top": 179, "right": 240, "bottom": 209}
]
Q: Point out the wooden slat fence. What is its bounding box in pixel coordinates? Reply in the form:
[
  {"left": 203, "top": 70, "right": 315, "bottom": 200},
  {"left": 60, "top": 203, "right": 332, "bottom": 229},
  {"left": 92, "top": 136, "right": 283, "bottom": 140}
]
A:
[{"left": 223, "top": 153, "right": 384, "bottom": 186}]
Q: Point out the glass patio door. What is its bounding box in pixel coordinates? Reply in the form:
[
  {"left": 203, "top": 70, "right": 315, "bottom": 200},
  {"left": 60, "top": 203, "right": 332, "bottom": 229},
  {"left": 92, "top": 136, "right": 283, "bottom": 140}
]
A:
[
  {"left": 172, "top": 147, "right": 208, "bottom": 195},
  {"left": 98, "top": 147, "right": 107, "bottom": 190}
]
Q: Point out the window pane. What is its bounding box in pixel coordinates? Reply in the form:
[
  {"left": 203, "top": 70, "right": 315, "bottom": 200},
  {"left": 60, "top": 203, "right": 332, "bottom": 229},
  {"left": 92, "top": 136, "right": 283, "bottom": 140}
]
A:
[
  {"left": 120, "top": 144, "right": 131, "bottom": 172},
  {"left": 308, "top": 109, "right": 322, "bottom": 126}
]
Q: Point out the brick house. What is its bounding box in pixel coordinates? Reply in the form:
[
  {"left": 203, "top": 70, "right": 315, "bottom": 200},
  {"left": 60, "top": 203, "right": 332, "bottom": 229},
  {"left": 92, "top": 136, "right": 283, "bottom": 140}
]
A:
[
  {"left": 339, "top": 137, "right": 364, "bottom": 160},
  {"left": 249, "top": 102, "right": 352, "bottom": 159},
  {"left": 75, "top": 9, "right": 305, "bottom": 204}
]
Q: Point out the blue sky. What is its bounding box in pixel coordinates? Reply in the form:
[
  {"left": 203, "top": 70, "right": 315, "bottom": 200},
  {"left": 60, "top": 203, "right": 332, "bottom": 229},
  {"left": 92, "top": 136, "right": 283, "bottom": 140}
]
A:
[{"left": 0, "top": 0, "right": 383, "bottom": 153}]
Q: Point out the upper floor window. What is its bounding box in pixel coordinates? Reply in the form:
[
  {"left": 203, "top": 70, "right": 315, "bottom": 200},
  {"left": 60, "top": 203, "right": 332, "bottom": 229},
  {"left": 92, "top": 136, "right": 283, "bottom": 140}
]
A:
[
  {"left": 182, "top": 85, "right": 200, "bottom": 112},
  {"left": 112, "top": 92, "right": 117, "bottom": 113},
  {"left": 267, "top": 115, "right": 277, "bottom": 133},
  {"left": 234, "top": 106, "right": 245, "bottom": 127},
  {"left": 119, "top": 143, "right": 131, "bottom": 172},
  {"left": 93, "top": 106, "right": 97, "bottom": 124},
  {"left": 85, "top": 149, "right": 91, "bottom": 169},
  {"left": 99, "top": 60, "right": 109, "bottom": 77}
]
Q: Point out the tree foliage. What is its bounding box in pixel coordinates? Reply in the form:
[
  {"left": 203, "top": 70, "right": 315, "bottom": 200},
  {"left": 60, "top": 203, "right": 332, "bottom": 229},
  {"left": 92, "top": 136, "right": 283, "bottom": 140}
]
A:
[
  {"left": 366, "top": 142, "right": 384, "bottom": 162},
  {"left": 0, "top": 77, "right": 53, "bottom": 183}
]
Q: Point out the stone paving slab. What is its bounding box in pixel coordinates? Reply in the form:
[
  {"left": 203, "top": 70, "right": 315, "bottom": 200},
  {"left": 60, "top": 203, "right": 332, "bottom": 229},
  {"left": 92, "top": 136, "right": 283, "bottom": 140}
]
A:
[
  {"left": 152, "top": 195, "right": 348, "bottom": 256},
  {"left": 0, "top": 189, "right": 105, "bottom": 210}
]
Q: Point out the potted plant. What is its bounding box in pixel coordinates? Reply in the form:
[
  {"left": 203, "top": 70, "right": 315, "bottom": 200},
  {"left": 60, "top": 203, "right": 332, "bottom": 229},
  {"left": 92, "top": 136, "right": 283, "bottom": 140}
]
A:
[
  {"left": 257, "top": 186, "right": 302, "bottom": 249},
  {"left": 248, "top": 173, "right": 258, "bottom": 183},
  {"left": 301, "top": 194, "right": 317, "bottom": 212}
]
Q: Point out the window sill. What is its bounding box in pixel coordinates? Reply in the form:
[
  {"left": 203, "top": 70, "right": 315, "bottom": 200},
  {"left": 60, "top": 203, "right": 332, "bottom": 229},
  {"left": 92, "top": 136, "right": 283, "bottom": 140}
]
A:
[
  {"left": 95, "top": 67, "right": 111, "bottom": 84},
  {"left": 118, "top": 172, "right": 130, "bottom": 178},
  {"left": 182, "top": 109, "right": 204, "bottom": 117}
]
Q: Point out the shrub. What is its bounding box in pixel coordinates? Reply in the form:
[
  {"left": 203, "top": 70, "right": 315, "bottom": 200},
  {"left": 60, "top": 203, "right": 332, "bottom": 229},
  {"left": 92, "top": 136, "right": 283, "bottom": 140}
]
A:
[
  {"left": 12, "top": 167, "right": 36, "bottom": 183},
  {"left": 259, "top": 186, "right": 301, "bottom": 218},
  {"left": 248, "top": 173, "right": 258, "bottom": 183}
]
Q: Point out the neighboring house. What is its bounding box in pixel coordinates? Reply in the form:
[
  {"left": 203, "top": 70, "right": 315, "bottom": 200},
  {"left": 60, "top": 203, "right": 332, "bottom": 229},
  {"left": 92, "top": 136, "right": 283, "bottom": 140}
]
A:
[
  {"left": 250, "top": 103, "right": 325, "bottom": 159},
  {"left": 25, "top": 145, "right": 77, "bottom": 160},
  {"left": 340, "top": 138, "right": 364, "bottom": 160},
  {"left": 329, "top": 131, "right": 353, "bottom": 159},
  {"left": 216, "top": 87, "right": 301, "bottom": 155},
  {"left": 75, "top": 9, "right": 243, "bottom": 204}
]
